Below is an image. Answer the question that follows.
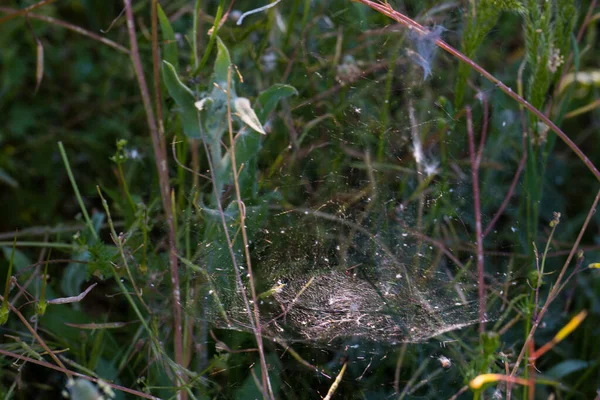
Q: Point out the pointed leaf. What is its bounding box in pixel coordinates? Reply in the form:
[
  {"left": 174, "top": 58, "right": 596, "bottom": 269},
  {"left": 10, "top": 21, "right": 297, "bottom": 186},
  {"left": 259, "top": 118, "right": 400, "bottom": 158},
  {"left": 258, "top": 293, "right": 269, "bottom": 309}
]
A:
[
  {"left": 157, "top": 3, "right": 179, "bottom": 70},
  {"left": 234, "top": 97, "right": 265, "bottom": 134},
  {"left": 256, "top": 84, "right": 298, "bottom": 120},
  {"left": 214, "top": 37, "right": 231, "bottom": 87},
  {"left": 162, "top": 61, "right": 201, "bottom": 138}
]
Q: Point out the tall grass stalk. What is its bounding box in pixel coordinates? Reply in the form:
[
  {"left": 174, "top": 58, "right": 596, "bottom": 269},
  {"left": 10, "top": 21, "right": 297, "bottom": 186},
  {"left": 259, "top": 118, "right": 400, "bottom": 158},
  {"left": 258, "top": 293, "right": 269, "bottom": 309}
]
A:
[
  {"left": 465, "top": 106, "right": 486, "bottom": 331},
  {"left": 121, "top": 2, "right": 184, "bottom": 396},
  {"left": 224, "top": 65, "right": 274, "bottom": 399}
]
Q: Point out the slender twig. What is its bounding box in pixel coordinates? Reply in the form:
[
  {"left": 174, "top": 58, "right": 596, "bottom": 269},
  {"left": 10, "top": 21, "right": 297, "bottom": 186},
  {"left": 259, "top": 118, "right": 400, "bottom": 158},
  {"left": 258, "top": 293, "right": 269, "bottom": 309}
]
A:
[
  {"left": 0, "top": 0, "right": 55, "bottom": 24},
  {"left": 507, "top": 189, "right": 600, "bottom": 397},
  {"left": 466, "top": 106, "right": 486, "bottom": 331},
  {"left": 121, "top": 0, "right": 184, "bottom": 391},
  {"left": 354, "top": 0, "right": 600, "bottom": 183},
  {"left": 225, "top": 66, "right": 274, "bottom": 400},
  {"left": 0, "top": 8, "right": 129, "bottom": 54}
]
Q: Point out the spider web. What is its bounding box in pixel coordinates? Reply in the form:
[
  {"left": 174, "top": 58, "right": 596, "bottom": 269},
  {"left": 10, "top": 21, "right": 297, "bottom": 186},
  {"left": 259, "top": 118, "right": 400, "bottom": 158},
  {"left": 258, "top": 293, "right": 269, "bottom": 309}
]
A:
[
  {"left": 178, "top": 18, "right": 494, "bottom": 348},
  {"left": 182, "top": 145, "right": 486, "bottom": 346}
]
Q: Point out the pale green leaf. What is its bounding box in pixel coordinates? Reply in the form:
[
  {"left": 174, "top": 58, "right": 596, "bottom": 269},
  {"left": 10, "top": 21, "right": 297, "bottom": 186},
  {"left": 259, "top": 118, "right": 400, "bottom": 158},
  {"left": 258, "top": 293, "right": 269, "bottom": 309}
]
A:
[
  {"left": 157, "top": 3, "right": 179, "bottom": 70},
  {"left": 162, "top": 61, "right": 201, "bottom": 138}
]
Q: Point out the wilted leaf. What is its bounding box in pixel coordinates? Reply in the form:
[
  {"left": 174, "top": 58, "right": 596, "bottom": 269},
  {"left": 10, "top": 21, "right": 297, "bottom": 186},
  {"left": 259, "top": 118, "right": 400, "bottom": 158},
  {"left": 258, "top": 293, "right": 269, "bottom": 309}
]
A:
[
  {"left": 234, "top": 97, "right": 265, "bottom": 134},
  {"left": 47, "top": 283, "right": 97, "bottom": 304}
]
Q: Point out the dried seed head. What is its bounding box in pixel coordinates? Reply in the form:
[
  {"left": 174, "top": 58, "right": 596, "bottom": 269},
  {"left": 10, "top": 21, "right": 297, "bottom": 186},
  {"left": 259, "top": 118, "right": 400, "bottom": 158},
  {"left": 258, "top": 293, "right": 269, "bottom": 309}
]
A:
[{"left": 550, "top": 212, "right": 561, "bottom": 227}]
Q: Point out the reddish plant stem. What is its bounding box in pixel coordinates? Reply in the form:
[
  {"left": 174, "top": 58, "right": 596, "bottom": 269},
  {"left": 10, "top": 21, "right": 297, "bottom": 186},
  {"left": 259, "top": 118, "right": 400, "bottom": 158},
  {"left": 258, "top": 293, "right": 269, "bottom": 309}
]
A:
[
  {"left": 122, "top": 0, "right": 184, "bottom": 389},
  {"left": 466, "top": 106, "right": 486, "bottom": 331},
  {"left": 483, "top": 151, "right": 527, "bottom": 237},
  {"left": 354, "top": 0, "right": 600, "bottom": 183}
]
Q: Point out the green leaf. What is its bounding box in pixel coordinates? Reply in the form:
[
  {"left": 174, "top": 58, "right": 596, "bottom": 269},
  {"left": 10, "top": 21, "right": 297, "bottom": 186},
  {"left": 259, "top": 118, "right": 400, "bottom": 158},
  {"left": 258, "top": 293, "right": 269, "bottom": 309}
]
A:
[
  {"left": 545, "top": 360, "right": 590, "bottom": 379},
  {"left": 233, "top": 353, "right": 281, "bottom": 400},
  {"left": 234, "top": 97, "right": 265, "bottom": 134},
  {"left": 214, "top": 36, "right": 231, "bottom": 87},
  {"left": 60, "top": 252, "right": 92, "bottom": 300},
  {"left": 157, "top": 3, "right": 179, "bottom": 70},
  {"left": 1, "top": 247, "right": 32, "bottom": 272},
  {"left": 162, "top": 61, "right": 201, "bottom": 138},
  {"left": 256, "top": 83, "right": 298, "bottom": 121}
]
